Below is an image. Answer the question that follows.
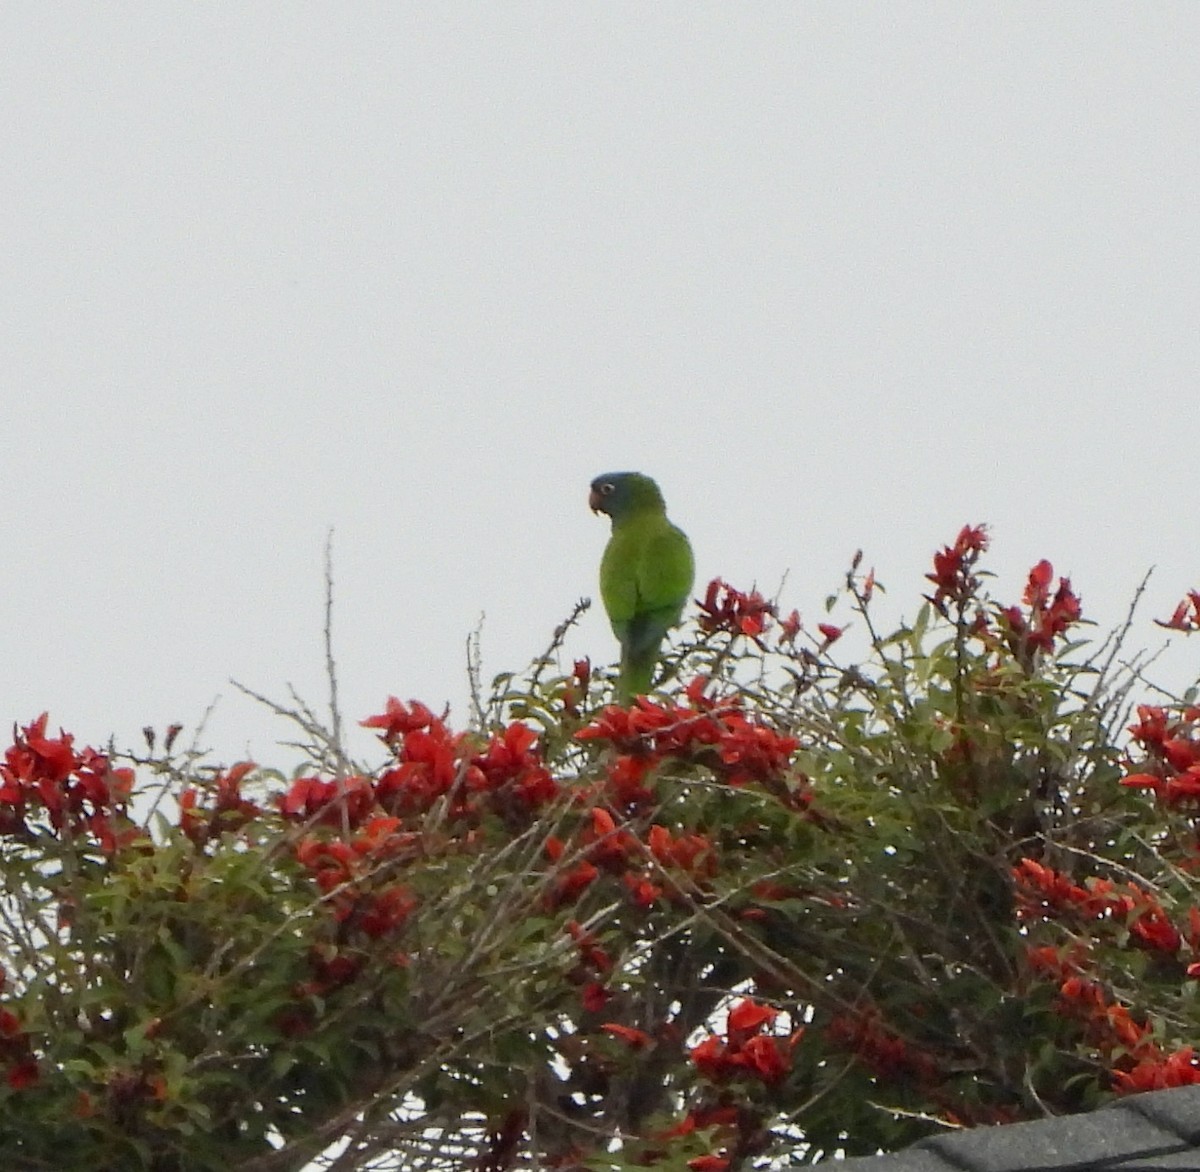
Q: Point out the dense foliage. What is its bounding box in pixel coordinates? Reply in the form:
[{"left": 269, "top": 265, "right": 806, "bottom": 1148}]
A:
[{"left": 1, "top": 528, "right": 1198, "bottom": 1171}]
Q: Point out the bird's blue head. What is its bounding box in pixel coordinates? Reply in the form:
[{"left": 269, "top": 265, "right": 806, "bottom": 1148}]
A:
[{"left": 589, "top": 472, "right": 666, "bottom": 520}]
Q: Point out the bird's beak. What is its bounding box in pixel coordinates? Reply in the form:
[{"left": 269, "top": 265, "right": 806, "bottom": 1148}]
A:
[{"left": 588, "top": 489, "right": 604, "bottom": 514}]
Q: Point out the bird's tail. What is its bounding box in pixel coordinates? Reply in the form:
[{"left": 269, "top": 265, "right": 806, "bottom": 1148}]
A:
[{"left": 617, "top": 646, "right": 659, "bottom": 705}]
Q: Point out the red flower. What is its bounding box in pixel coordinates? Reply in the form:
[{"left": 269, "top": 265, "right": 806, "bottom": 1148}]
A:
[
  {"left": 566, "top": 920, "right": 612, "bottom": 974},
  {"left": 956, "top": 524, "right": 989, "bottom": 553},
  {"left": 715, "top": 713, "right": 798, "bottom": 789},
  {"left": 11, "top": 713, "right": 79, "bottom": 783},
  {"left": 689, "top": 1035, "right": 735, "bottom": 1082},
  {"left": 728, "top": 998, "right": 778, "bottom": 1037},
  {"left": 827, "top": 1007, "right": 940, "bottom": 1085},
  {"left": 1056, "top": 977, "right": 1158, "bottom": 1061},
  {"left": 1013, "top": 858, "right": 1107, "bottom": 919},
  {"left": 375, "top": 715, "right": 468, "bottom": 818},
  {"left": 548, "top": 861, "right": 599, "bottom": 908},
  {"left": 1129, "top": 705, "right": 1170, "bottom": 747},
  {"left": 180, "top": 763, "right": 260, "bottom": 845},
  {"left": 601, "top": 1023, "right": 653, "bottom": 1049},
  {"left": 279, "top": 775, "right": 374, "bottom": 828},
  {"left": 6, "top": 1058, "right": 38, "bottom": 1091},
  {"left": 357, "top": 885, "right": 417, "bottom": 939},
  {"left": 302, "top": 944, "right": 364, "bottom": 994},
  {"left": 999, "top": 563, "right": 1082, "bottom": 659},
  {"left": 648, "top": 824, "right": 713, "bottom": 875},
  {"left": 1121, "top": 708, "right": 1200, "bottom": 809},
  {"left": 738, "top": 1034, "right": 790, "bottom": 1084},
  {"left": 582, "top": 807, "right": 639, "bottom": 870},
  {"left": 688, "top": 998, "right": 794, "bottom": 1086},
  {"left": 606, "top": 753, "right": 657, "bottom": 809},
  {"left": 1164, "top": 738, "right": 1200, "bottom": 771},
  {"left": 1113, "top": 1047, "right": 1200, "bottom": 1094},
  {"left": 623, "top": 872, "right": 663, "bottom": 908},
  {"left": 0, "top": 715, "right": 137, "bottom": 849},
  {"left": 294, "top": 836, "right": 356, "bottom": 888},
  {"left": 581, "top": 982, "right": 610, "bottom": 1012},
  {"left": 471, "top": 722, "right": 558, "bottom": 810},
  {"left": 925, "top": 525, "right": 989, "bottom": 613},
  {"left": 1130, "top": 910, "right": 1181, "bottom": 954},
  {"left": 1024, "top": 559, "right": 1055, "bottom": 607},
  {"left": 1156, "top": 591, "right": 1200, "bottom": 632},
  {"left": 361, "top": 697, "right": 437, "bottom": 744},
  {"left": 696, "top": 579, "right": 777, "bottom": 641},
  {"left": 1024, "top": 943, "right": 1087, "bottom": 981}
]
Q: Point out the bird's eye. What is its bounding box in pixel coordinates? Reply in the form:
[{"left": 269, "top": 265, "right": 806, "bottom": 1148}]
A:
[{"left": 600, "top": 483, "right": 615, "bottom": 495}]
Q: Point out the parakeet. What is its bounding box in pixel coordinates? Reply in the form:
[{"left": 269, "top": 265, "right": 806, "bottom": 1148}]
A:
[{"left": 589, "top": 472, "right": 695, "bottom": 703}]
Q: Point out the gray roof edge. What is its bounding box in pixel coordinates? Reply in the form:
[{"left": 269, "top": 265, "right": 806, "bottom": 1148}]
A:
[{"left": 828, "top": 1086, "right": 1200, "bottom": 1171}]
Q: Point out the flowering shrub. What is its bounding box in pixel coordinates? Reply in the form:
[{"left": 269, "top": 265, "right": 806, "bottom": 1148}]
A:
[{"left": 0, "top": 530, "right": 1196, "bottom": 1169}]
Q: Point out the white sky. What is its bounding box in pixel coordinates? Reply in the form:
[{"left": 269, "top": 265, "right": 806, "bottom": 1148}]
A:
[{"left": 3, "top": 5, "right": 1197, "bottom": 769}]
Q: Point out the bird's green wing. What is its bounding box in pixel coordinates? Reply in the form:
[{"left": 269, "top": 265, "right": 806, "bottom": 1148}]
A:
[
  {"left": 600, "top": 515, "right": 694, "bottom": 700},
  {"left": 625, "top": 521, "right": 694, "bottom": 658}
]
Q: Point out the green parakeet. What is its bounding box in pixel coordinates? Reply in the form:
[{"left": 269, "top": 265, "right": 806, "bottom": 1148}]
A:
[{"left": 589, "top": 472, "right": 695, "bottom": 703}]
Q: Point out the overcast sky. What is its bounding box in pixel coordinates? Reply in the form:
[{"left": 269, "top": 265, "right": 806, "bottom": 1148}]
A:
[{"left": 2, "top": 5, "right": 1197, "bottom": 769}]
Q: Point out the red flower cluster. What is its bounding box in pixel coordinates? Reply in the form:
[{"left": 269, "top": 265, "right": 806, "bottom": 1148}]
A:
[
  {"left": 293, "top": 814, "right": 419, "bottom": 941},
  {"left": 272, "top": 702, "right": 559, "bottom": 835},
  {"left": 280, "top": 775, "right": 377, "bottom": 828},
  {"left": 565, "top": 920, "right": 613, "bottom": 1012},
  {"left": 470, "top": 721, "right": 560, "bottom": 813},
  {"left": 693, "top": 581, "right": 838, "bottom": 653},
  {"left": 1023, "top": 943, "right": 1089, "bottom": 982},
  {"left": 0, "top": 713, "right": 135, "bottom": 852},
  {"left": 1052, "top": 975, "right": 1200, "bottom": 1096},
  {"left": 294, "top": 942, "right": 366, "bottom": 1001},
  {"left": 689, "top": 998, "right": 799, "bottom": 1087},
  {"left": 601, "top": 1022, "right": 654, "bottom": 1050},
  {"left": 277, "top": 935, "right": 398, "bottom": 1036},
  {"left": 1121, "top": 705, "right": 1200, "bottom": 808},
  {"left": 1018, "top": 865, "right": 1200, "bottom": 1092},
  {"left": 697, "top": 580, "right": 778, "bottom": 641},
  {"left": 577, "top": 678, "right": 804, "bottom": 803},
  {"left": 179, "top": 762, "right": 262, "bottom": 846},
  {"left": 1114, "top": 1045, "right": 1200, "bottom": 1094},
  {"left": 998, "top": 560, "right": 1083, "bottom": 658},
  {"left": 1157, "top": 591, "right": 1200, "bottom": 633},
  {"left": 369, "top": 701, "right": 558, "bottom": 823},
  {"left": 550, "top": 680, "right": 810, "bottom": 914},
  {"left": 1057, "top": 976, "right": 1158, "bottom": 1066},
  {"left": 1013, "top": 858, "right": 1114, "bottom": 921},
  {"left": 543, "top": 836, "right": 601, "bottom": 909},
  {"left": 561, "top": 658, "right": 592, "bottom": 717},
  {"left": 777, "top": 609, "right": 802, "bottom": 644},
  {"left": 360, "top": 697, "right": 442, "bottom": 744},
  {"left": 648, "top": 823, "right": 714, "bottom": 875},
  {"left": 826, "top": 1005, "right": 940, "bottom": 1086},
  {"left": 544, "top": 808, "right": 715, "bottom": 912},
  {"left": 1014, "top": 858, "right": 1189, "bottom": 956},
  {"left": 0, "top": 975, "right": 37, "bottom": 1091},
  {"left": 925, "top": 525, "right": 989, "bottom": 615}
]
